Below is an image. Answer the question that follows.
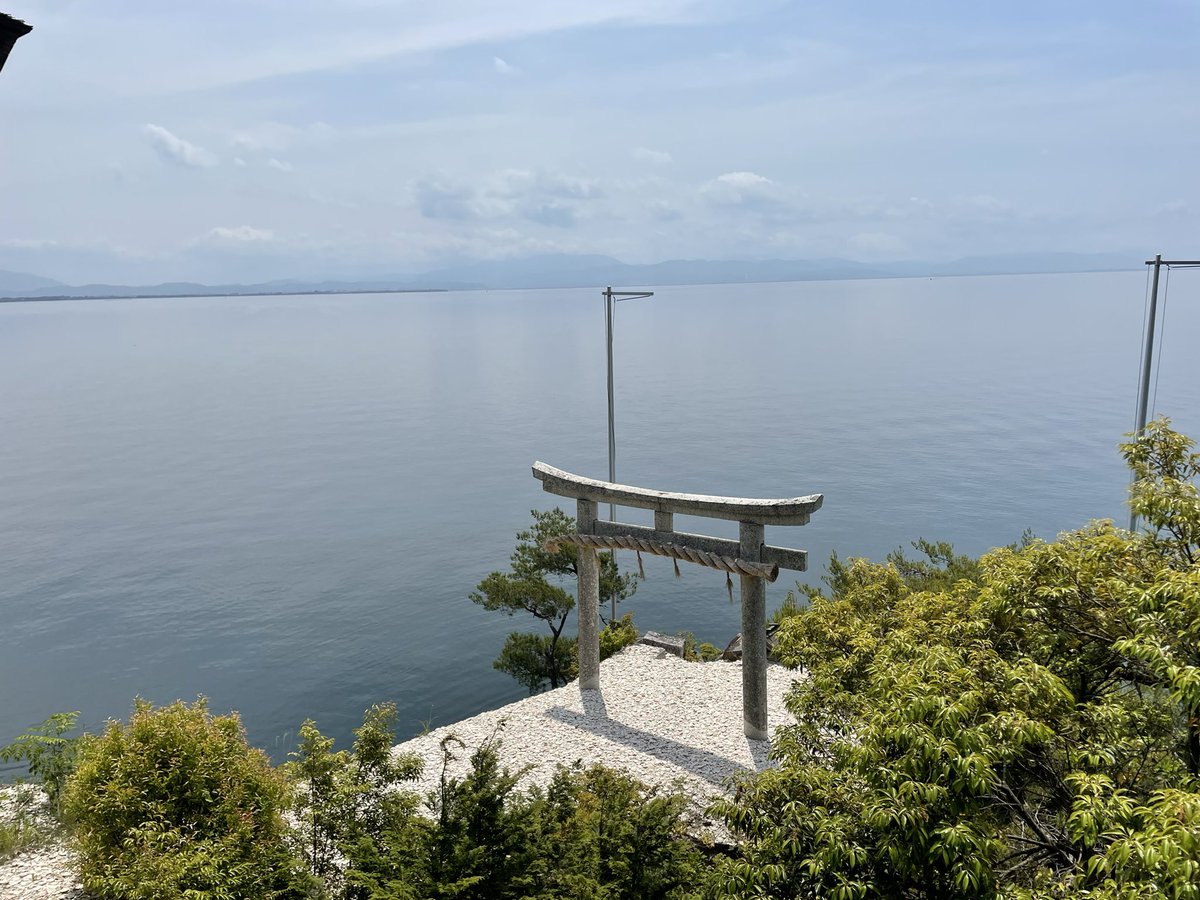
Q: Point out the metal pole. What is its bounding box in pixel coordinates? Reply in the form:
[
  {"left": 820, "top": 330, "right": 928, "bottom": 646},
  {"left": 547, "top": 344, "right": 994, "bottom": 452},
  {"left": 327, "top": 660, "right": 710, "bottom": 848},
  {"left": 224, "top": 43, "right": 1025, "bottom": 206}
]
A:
[
  {"left": 605, "top": 286, "right": 616, "bottom": 507},
  {"left": 601, "top": 286, "right": 653, "bottom": 621},
  {"left": 604, "top": 287, "right": 616, "bottom": 622},
  {"left": 1131, "top": 254, "right": 1163, "bottom": 531}
]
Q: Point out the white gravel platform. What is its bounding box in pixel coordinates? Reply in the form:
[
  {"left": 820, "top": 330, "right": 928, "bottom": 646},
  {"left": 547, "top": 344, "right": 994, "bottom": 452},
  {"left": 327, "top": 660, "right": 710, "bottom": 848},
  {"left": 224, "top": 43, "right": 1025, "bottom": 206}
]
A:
[{"left": 391, "top": 644, "right": 800, "bottom": 828}]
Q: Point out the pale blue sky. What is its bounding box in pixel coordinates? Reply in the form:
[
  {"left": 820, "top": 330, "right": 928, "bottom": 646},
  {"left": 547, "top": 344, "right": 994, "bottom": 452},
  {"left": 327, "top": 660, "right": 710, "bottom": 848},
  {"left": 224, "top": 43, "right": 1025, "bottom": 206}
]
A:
[{"left": 0, "top": 0, "right": 1196, "bottom": 283}]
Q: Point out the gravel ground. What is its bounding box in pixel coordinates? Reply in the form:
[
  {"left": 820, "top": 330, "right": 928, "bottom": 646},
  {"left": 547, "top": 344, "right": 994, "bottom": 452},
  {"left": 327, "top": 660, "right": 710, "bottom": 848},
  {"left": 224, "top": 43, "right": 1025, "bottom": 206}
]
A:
[
  {"left": 0, "top": 789, "right": 88, "bottom": 900},
  {"left": 391, "top": 643, "right": 800, "bottom": 834},
  {"left": 0, "top": 844, "right": 87, "bottom": 900},
  {"left": 0, "top": 644, "right": 801, "bottom": 897}
]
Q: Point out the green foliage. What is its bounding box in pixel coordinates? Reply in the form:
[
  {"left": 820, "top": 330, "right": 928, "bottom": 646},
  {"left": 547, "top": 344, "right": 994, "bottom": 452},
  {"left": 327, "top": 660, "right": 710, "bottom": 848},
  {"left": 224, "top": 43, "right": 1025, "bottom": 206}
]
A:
[
  {"left": 524, "top": 763, "right": 703, "bottom": 899},
  {"left": 286, "top": 703, "right": 424, "bottom": 898},
  {"left": 0, "top": 711, "right": 81, "bottom": 818},
  {"left": 676, "top": 632, "right": 723, "bottom": 662},
  {"left": 706, "top": 420, "right": 1200, "bottom": 899},
  {"left": 1125, "top": 415, "right": 1200, "bottom": 567},
  {"left": 0, "top": 785, "right": 47, "bottom": 861},
  {"left": 290, "top": 718, "right": 349, "bottom": 887},
  {"left": 697, "top": 642, "right": 722, "bottom": 662},
  {"left": 343, "top": 729, "right": 700, "bottom": 900},
  {"left": 494, "top": 631, "right": 580, "bottom": 694},
  {"left": 64, "top": 697, "right": 307, "bottom": 900},
  {"left": 599, "top": 612, "right": 640, "bottom": 660},
  {"left": 495, "top": 612, "right": 638, "bottom": 694},
  {"left": 770, "top": 591, "right": 804, "bottom": 624},
  {"left": 426, "top": 733, "right": 535, "bottom": 898},
  {"left": 472, "top": 509, "right": 637, "bottom": 692}
]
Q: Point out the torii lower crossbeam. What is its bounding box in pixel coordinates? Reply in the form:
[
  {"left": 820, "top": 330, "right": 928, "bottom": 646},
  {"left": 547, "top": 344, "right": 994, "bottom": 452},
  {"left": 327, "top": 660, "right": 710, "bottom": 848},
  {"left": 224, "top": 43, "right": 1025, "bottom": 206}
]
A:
[{"left": 532, "top": 462, "right": 823, "bottom": 740}]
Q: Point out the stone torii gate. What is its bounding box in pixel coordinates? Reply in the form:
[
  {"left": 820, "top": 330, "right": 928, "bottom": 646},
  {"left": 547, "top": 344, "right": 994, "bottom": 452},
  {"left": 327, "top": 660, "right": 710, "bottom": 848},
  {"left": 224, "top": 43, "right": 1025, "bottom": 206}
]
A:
[{"left": 532, "top": 462, "right": 823, "bottom": 740}]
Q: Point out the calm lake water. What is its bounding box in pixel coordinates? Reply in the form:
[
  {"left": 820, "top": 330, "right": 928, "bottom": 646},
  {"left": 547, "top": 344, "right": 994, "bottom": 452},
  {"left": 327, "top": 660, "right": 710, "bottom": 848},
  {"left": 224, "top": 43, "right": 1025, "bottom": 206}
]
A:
[{"left": 2, "top": 272, "right": 1197, "bottom": 757}]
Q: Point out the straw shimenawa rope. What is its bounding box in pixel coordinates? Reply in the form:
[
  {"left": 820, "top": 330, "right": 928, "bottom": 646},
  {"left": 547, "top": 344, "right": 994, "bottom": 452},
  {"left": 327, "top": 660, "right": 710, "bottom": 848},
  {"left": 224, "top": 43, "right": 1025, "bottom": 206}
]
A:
[{"left": 544, "top": 533, "right": 779, "bottom": 582}]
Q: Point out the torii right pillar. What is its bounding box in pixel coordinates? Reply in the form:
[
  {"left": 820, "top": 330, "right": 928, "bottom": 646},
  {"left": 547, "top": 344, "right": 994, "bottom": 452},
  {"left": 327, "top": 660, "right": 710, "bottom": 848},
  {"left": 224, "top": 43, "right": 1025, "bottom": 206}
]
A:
[{"left": 739, "top": 521, "right": 768, "bottom": 740}]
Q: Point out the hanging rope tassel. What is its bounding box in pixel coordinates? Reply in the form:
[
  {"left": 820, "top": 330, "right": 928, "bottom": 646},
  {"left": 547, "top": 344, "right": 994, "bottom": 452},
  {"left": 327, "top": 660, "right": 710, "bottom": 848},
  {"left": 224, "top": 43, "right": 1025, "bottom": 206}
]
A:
[
  {"left": 726, "top": 572, "right": 734, "bottom": 603},
  {"left": 637, "top": 551, "right": 645, "bottom": 579},
  {"left": 673, "top": 557, "right": 681, "bottom": 578}
]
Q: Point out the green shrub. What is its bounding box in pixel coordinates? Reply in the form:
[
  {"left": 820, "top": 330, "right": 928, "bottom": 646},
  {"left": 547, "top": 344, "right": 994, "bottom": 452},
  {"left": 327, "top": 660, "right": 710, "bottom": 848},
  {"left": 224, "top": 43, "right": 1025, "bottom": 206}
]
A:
[
  {"left": 678, "top": 632, "right": 722, "bottom": 662},
  {"left": 695, "top": 642, "right": 721, "bottom": 662},
  {"left": 286, "top": 703, "right": 423, "bottom": 897},
  {"left": 0, "top": 711, "right": 82, "bottom": 818},
  {"left": 599, "top": 612, "right": 639, "bottom": 660},
  {"left": 0, "top": 785, "right": 47, "bottom": 861},
  {"left": 526, "top": 763, "right": 702, "bottom": 899},
  {"left": 340, "top": 730, "right": 701, "bottom": 900},
  {"left": 64, "top": 697, "right": 309, "bottom": 900},
  {"left": 704, "top": 422, "right": 1200, "bottom": 899}
]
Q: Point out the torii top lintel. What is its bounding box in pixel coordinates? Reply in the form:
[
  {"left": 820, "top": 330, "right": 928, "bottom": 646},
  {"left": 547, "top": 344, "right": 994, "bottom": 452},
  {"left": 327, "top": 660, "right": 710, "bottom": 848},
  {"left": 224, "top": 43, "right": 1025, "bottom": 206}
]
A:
[{"left": 532, "top": 461, "right": 824, "bottom": 527}]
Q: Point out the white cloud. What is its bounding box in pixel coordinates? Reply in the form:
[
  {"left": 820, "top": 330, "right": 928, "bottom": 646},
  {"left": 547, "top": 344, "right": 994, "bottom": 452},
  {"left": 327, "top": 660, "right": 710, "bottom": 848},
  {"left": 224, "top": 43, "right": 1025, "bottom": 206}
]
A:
[
  {"left": 493, "top": 56, "right": 516, "bottom": 75},
  {"left": 714, "top": 171, "right": 772, "bottom": 189},
  {"left": 632, "top": 147, "right": 673, "bottom": 165},
  {"left": 413, "top": 169, "right": 601, "bottom": 226},
  {"left": 232, "top": 124, "right": 297, "bottom": 152},
  {"left": 493, "top": 169, "right": 600, "bottom": 200},
  {"left": 267, "top": 158, "right": 295, "bottom": 172},
  {"left": 206, "top": 225, "right": 275, "bottom": 242},
  {"left": 701, "top": 171, "right": 783, "bottom": 211},
  {"left": 142, "top": 124, "right": 218, "bottom": 168}
]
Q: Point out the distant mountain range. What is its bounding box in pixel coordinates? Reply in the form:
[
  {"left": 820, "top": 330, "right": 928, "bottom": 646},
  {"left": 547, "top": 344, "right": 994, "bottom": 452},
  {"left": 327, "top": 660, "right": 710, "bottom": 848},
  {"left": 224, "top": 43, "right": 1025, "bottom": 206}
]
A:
[{"left": 0, "top": 251, "right": 1138, "bottom": 300}]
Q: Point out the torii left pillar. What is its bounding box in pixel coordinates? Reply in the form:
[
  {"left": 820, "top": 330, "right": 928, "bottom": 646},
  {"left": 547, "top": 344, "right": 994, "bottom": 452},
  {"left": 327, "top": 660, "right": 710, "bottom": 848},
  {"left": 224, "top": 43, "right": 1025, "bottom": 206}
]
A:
[{"left": 576, "top": 498, "right": 601, "bottom": 691}]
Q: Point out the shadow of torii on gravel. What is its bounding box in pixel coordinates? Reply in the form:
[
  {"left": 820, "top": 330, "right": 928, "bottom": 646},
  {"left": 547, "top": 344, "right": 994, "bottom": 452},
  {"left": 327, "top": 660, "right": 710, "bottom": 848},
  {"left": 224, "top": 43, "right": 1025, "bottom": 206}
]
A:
[{"left": 544, "top": 698, "right": 774, "bottom": 788}]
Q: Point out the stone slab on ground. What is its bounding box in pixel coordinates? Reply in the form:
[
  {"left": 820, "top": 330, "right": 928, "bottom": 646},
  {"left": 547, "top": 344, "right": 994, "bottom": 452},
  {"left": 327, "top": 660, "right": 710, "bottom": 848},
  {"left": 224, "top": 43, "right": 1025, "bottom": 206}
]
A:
[
  {"left": 637, "top": 631, "right": 687, "bottom": 657},
  {"left": 391, "top": 644, "right": 800, "bottom": 832}
]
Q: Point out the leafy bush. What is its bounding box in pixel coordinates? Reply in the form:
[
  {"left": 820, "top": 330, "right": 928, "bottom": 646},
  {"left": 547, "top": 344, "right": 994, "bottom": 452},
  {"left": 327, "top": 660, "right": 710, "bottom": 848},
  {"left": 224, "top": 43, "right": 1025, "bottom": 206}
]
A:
[
  {"left": 678, "top": 632, "right": 722, "bottom": 662},
  {"left": 705, "top": 419, "right": 1200, "bottom": 899},
  {"left": 286, "top": 703, "right": 423, "bottom": 897},
  {"left": 0, "top": 711, "right": 81, "bottom": 818},
  {"left": 525, "top": 762, "right": 703, "bottom": 899},
  {"left": 337, "top": 729, "right": 701, "bottom": 900},
  {"left": 599, "top": 612, "right": 639, "bottom": 660},
  {"left": 64, "top": 697, "right": 309, "bottom": 899}
]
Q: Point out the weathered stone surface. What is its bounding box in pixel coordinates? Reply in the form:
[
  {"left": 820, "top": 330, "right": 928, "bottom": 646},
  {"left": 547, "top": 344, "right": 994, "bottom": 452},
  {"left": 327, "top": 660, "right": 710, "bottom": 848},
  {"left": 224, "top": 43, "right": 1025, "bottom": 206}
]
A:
[
  {"left": 533, "top": 461, "right": 823, "bottom": 525},
  {"left": 721, "top": 623, "right": 780, "bottom": 661},
  {"left": 638, "top": 631, "right": 687, "bottom": 657}
]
